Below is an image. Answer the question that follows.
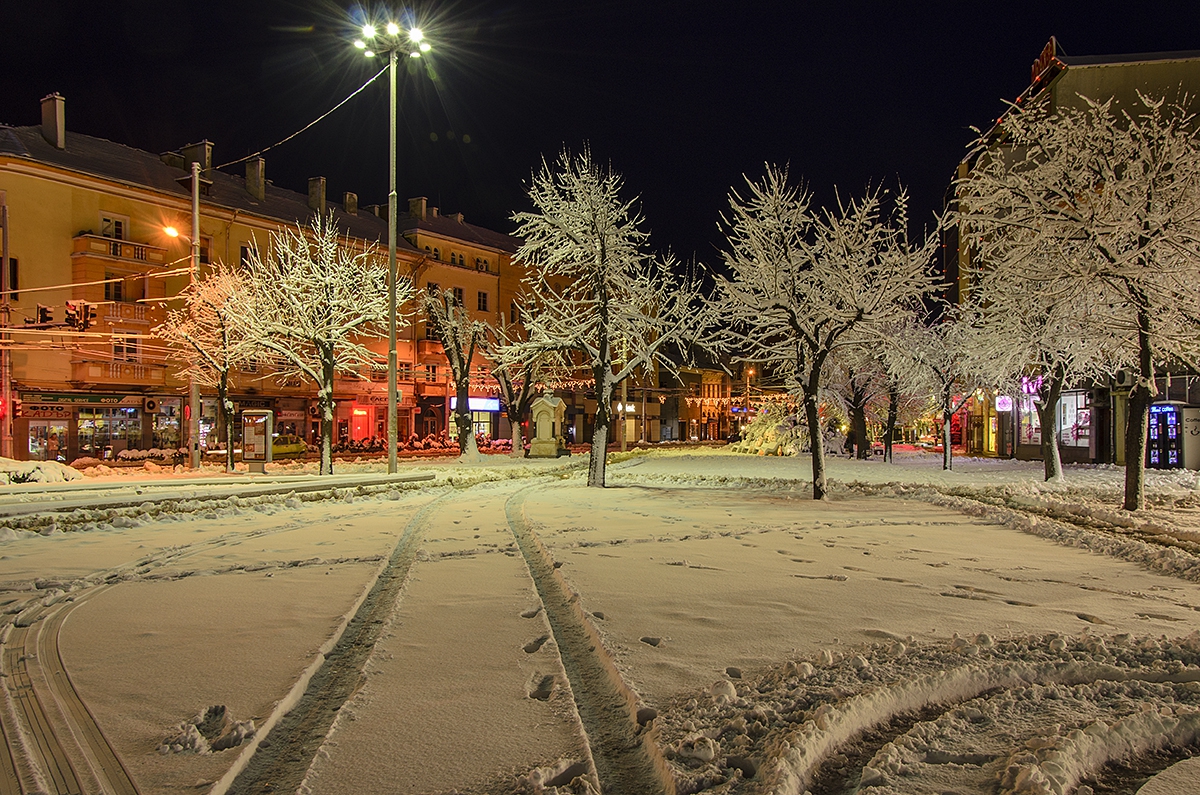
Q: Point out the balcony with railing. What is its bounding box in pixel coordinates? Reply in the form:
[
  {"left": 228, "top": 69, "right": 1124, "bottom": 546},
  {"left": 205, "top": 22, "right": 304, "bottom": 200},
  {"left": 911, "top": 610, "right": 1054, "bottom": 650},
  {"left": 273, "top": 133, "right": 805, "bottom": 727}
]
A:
[
  {"left": 71, "top": 359, "right": 168, "bottom": 386},
  {"left": 72, "top": 234, "right": 168, "bottom": 265}
]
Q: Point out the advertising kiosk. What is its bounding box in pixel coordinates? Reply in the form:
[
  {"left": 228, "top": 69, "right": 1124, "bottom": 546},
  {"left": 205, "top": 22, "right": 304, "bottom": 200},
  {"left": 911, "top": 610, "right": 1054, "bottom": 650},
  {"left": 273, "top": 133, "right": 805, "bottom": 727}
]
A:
[{"left": 242, "top": 410, "right": 273, "bottom": 474}]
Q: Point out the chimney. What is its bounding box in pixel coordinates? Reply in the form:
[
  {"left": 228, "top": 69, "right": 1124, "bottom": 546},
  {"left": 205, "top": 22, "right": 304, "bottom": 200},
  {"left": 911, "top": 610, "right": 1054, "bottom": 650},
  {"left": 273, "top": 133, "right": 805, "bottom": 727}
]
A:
[
  {"left": 245, "top": 157, "right": 265, "bottom": 201},
  {"left": 181, "top": 140, "right": 214, "bottom": 180},
  {"left": 452, "top": 212, "right": 464, "bottom": 223},
  {"left": 308, "top": 177, "right": 327, "bottom": 215},
  {"left": 429, "top": 206, "right": 439, "bottom": 218},
  {"left": 343, "top": 191, "right": 358, "bottom": 215},
  {"left": 408, "top": 196, "right": 427, "bottom": 220},
  {"left": 40, "top": 93, "right": 66, "bottom": 149}
]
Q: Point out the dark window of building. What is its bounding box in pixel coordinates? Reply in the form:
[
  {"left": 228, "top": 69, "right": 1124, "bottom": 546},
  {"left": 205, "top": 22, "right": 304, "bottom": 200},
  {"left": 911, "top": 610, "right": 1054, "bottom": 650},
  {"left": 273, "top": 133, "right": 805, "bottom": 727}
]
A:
[
  {"left": 240, "top": 245, "right": 252, "bottom": 266},
  {"left": 452, "top": 287, "right": 464, "bottom": 306},
  {"left": 104, "top": 273, "right": 124, "bottom": 302},
  {"left": 510, "top": 301, "right": 520, "bottom": 325},
  {"left": 6, "top": 258, "right": 16, "bottom": 300},
  {"left": 427, "top": 281, "right": 439, "bottom": 294},
  {"left": 100, "top": 214, "right": 126, "bottom": 240},
  {"left": 477, "top": 291, "right": 488, "bottom": 312}
]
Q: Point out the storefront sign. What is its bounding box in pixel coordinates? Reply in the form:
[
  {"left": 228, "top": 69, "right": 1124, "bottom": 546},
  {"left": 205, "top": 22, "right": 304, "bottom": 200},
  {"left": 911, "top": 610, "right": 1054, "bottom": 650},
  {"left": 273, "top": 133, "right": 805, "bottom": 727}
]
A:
[
  {"left": 995, "top": 395, "right": 1013, "bottom": 412},
  {"left": 1031, "top": 37, "right": 1058, "bottom": 82},
  {"left": 17, "top": 404, "right": 72, "bottom": 419},
  {"left": 235, "top": 398, "right": 273, "bottom": 410},
  {"left": 359, "top": 392, "right": 403, "bottom": 406},
  {"left": 449, "top": 396, "right": 500, "bottom": 412},
  {"left": 276, "top": 410, "right": 306, "bottom": 421},
  {"left": 21, "top": 392, "right": 142, "bottom": 406}
]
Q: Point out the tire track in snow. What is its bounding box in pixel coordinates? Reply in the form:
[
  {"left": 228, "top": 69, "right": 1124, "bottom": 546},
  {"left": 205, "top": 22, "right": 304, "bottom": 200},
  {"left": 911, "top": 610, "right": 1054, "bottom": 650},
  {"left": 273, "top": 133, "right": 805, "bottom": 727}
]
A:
[
  {"left": 0, "top": 587, "right": 140, "bottom": 795},
  {"left": 506, "top": 486, "right": 676, "bottom": 795},
  {"left": 219, "top": 492, "right": 449, "bottom": 795}
]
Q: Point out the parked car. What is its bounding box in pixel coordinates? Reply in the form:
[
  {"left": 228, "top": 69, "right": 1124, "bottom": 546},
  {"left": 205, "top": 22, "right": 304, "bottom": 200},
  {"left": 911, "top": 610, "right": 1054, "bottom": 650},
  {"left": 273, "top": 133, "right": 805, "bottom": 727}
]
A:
[{"left": 271, "top": 434, "right": 308, "bottom": 458}]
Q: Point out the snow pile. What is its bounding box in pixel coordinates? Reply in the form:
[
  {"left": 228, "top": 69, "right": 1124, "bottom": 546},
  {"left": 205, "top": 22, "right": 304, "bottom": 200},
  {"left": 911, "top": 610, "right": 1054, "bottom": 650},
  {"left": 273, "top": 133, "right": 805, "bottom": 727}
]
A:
[
  {"left": 158, "top": 705, "right": 254, "bottom": 755},
  {"left": 654, "top": 633, "right": 1200, "bottom": 795},
  {"left": 0, "top": 457, "right": 82, "bottom": 484}
]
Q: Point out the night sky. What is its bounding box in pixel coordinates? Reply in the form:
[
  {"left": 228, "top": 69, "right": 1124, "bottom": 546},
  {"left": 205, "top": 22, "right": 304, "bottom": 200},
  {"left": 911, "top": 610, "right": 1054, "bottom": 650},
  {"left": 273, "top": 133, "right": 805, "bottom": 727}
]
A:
[{"left": 5, "top": 1, "right": 1200, "bottom": 262}]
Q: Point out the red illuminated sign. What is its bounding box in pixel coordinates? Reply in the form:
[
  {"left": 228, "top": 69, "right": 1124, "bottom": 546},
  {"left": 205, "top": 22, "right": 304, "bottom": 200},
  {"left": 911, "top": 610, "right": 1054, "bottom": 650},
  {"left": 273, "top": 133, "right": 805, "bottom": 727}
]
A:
[{"left": 1031, "top": 37, "right": 1058, "bottom": 83}]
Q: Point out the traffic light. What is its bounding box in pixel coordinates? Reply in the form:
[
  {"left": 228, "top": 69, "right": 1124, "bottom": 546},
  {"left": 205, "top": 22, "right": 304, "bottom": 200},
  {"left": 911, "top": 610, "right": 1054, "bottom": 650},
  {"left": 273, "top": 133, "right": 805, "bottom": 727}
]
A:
[
  {"left": 80, "top": 302, "right": 98, "bottom": 330},
  {"left": 64, "top": 301, "right": 79, "bottom": 328},
  {"left": 37, "top": 304, "right": 52, "bottom": 324}
]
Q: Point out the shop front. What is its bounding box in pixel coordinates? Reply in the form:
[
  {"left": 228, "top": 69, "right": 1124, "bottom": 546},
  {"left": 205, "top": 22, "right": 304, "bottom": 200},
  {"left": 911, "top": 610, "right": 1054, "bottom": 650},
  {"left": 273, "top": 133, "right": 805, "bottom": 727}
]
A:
[
  {"left": 449, "top": 395, "right": 500, "bottom": 440},
  {"left": 1015, "top": 388, "right": 1094, "bottom": 464},
  {"left": 17, "top": 391, "right": 181, "bottom": 462}
]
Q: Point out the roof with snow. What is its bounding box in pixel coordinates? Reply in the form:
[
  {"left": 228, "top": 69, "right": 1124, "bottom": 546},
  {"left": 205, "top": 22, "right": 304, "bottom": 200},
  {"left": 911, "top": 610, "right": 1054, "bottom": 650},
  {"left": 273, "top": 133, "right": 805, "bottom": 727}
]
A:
[{"left": 0, "top": 124, "right": 419, "bottom": 251}]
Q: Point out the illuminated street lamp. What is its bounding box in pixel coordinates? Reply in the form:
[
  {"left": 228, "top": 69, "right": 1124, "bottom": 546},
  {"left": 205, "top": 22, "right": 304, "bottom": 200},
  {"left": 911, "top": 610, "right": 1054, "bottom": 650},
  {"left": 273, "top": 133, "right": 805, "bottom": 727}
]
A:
[{"left": 353, "top": 18, "right": 431, "bottom": 473}]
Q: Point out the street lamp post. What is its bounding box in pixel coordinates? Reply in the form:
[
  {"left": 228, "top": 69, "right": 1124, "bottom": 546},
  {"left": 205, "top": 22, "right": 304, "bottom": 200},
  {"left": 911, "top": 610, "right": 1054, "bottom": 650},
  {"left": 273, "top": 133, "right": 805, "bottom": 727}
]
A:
[
  {"left": 355, "top": 20, "right": 430, "bottom": 474},
  {"left": 189, "top": 161, "right": 201, "bottom": 469}
]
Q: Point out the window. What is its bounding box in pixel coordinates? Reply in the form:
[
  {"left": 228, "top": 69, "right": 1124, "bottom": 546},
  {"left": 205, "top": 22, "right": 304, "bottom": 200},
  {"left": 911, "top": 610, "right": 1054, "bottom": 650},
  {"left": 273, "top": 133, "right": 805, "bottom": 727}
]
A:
[
  {"left": 104, "top": 272, "right": 124, "bottom": 302},
  {"left": 477, "top": 291, "right": 488, "bottom": 312},
  {"left": 199, "top": 235, "right": 212, "bottom": 264},
  {"left": 427, "top": 281, "right": 439, "bottom": 295},
  {"left": 424, "top": 364, "right": 438, "bottom": 382},
  {"left": 1058, "top": 391, "right": 1090, "bottom": 448},
  {"left": 424, "top": 323, "right": 439, "bottom": 341},
  {"left": 113, "top": 333, "right": 139, "bottom": 362},
  {"left": 433, "top": 247, "right": 441, "bottom": 260},
  {"left": 452, "top": 287, "right": 464, "bottom": 306},
  {"left": 240, "top": 245, "right": 252, "bottom": 266},
  {"left": 510, "top": 301, "right": 520, "bottom": 324},
  {"left": 5, "top": 257, "right": 16, "bottom": 300},
  {"left": 398, "top": 362, "right": 413, "bottom": 380},
  {"left": 99, "top": 213, "right": 128, "bottom": 240}
]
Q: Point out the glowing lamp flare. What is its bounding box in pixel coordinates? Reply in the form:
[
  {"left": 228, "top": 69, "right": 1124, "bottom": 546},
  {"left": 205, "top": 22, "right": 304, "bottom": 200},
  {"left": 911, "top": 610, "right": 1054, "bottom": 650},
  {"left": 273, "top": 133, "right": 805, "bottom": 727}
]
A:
[
  {"left": 164, "top": 226, "right": 180, "bottom": 238},
  {"left": 386, "top": 22, "right": 400, "bottom": 35}
]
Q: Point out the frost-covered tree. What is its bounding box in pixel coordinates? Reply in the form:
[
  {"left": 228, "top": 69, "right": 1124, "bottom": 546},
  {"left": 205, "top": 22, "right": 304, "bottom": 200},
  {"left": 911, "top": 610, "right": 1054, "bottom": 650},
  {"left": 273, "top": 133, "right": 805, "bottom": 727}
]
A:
[
  {"left": 958, "top": 94, "right": 1200, "bottom": 509},
  {"left": 156, "top": 262, "right": 250, "bottom": 473},
  {"left": 511, "top": 148, "right": 711, "bottom": 487},
  {"left": 717, "top": 168, "right": 936, "bottom": 498},
  {"left": 887, "top": 311, "right": 990, "bottom": 471},
  {"left": 966, "top": 250, "right": 1117, "bottom": 482},
  {"left": 233, "top": 216, "right": 400, "bottom": 475},
  {"left": 483, "top": 318, "right": 565, "bottom": 458},
  {"left": 422, "top": 288, "right": 486, "bottom": 462},
  {"left": 827, "top": 349, "right": 888, "bottom": 460}
]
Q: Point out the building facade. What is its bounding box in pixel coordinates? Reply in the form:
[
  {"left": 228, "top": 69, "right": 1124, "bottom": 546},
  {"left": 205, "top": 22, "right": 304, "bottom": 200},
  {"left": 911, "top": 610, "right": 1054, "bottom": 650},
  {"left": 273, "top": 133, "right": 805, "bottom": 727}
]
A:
[
  {"left": 944, "top": 40, "right": 1200, "bottom": 466},
  {"left": 0, "top": 93, "right": 534, "bottom": 462}
]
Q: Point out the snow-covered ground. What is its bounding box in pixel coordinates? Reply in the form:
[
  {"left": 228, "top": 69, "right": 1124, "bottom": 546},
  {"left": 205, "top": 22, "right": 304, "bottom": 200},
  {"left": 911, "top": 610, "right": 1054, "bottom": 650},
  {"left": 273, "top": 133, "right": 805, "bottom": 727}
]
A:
[{"left": 1, "top": 448, "right": 1197, "bottom": 794}]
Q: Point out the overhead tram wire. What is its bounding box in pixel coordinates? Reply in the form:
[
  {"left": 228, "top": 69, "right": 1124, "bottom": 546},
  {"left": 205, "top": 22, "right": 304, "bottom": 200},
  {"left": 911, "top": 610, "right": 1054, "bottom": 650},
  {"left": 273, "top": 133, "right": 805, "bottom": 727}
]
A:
[{"left": 214, "top": 65, "right": 388, "bottom": 170}]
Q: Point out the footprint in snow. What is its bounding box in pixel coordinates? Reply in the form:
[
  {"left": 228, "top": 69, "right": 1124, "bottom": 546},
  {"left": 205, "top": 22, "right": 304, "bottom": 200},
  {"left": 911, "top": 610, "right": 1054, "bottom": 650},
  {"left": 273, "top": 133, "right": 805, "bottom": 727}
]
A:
[{"left": 523, "top": 635, "right": 550, "bottom": 653}]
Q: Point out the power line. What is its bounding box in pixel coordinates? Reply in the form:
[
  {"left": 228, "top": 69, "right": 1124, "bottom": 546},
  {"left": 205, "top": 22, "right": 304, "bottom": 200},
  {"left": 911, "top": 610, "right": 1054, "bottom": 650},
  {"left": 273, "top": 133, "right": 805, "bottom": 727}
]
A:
[{"left": 215, "top": 65, "right": 388, "bottom": 170}]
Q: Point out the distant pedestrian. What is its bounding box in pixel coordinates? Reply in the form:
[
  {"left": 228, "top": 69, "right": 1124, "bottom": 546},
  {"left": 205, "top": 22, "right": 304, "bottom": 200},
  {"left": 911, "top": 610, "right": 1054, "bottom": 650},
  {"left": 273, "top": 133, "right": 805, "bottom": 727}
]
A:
[{"left": 843, "top": 429, "right": 856, "bottom": 455}]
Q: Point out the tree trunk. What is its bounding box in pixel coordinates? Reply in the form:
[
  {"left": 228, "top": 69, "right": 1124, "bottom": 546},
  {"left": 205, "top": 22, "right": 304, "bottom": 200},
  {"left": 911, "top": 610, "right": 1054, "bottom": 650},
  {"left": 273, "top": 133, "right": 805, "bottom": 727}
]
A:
[
  {"left": 1036, "top": 374, "right": 1064, "bottom": 483},
  {"left": 1123, "top": 302, "right": 1154, "bottom": 512},
  {"left": 218, "top": 373, "right": 235, "bottom": 474},
  {"left": 884, "top": 381, "right": 899, "bottom": 464},
  {"left": 319, "top": 350, "right": 335, "bottom": 476},
  {"left": 453, "top": 376, "right": 481, "bottom": 462},
  {"left": 803, "top": 391, "right": 827, "bottom": 500},
  {"left": 942, "top": 393, "right": 953, "bottom": 471},
  {"left": 510, "top": 419, "right": 525, "bottom": 458},
  {"left": 588, "top": 370, "right": 613, "bottom": 488},
  {"left": 851, "top": 404, "right": 869, "bottom": 460}
]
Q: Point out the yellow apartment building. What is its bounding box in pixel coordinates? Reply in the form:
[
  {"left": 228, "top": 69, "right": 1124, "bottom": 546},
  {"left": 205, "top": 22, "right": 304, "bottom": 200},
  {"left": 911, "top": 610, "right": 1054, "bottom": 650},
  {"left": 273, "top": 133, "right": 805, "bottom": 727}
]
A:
[{"left": 0, "top": 93, "right": 526, "bottom": 462}]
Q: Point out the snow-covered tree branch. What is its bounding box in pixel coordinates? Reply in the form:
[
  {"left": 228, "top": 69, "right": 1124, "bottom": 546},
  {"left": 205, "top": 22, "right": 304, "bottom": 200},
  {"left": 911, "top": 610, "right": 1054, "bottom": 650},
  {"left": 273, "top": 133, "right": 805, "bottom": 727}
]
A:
[
  {"left": 156, "top": 262, "right": 251, "bottom": 473},
  {"left": 511, "top": 147, "right": 713, "bottom": 487},
  {"left": 230, "top": 215, "right": 403, "bottom": 475},
  {"left": 957, "top": 93, "right": 1200, "bottom": 507},
  {"left": 717, "top": 167, "right": 937, "bottom": 497},
  {"left": 421, "top": 287, "right": 486, "bottom": 461}
]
